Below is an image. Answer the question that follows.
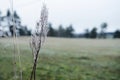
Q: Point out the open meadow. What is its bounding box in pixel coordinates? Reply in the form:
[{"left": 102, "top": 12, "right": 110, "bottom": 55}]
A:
[{"left": 0, "top": 37, "right": 120, "bottom": 80}]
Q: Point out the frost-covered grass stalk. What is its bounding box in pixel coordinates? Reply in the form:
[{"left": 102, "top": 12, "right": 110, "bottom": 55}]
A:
[
  {"left": 10, "top": 0, "right": 22, "bottom": 80},
  {"left": 30, "top": 4, "right": 48, "bottom": 80}
]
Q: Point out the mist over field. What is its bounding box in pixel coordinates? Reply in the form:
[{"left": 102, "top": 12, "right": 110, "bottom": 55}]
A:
[{"left": 0, "top": 37, "right": 120, "bottom": 80}]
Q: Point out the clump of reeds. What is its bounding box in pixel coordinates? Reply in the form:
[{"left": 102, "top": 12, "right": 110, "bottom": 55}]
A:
[{"left": 30, "top": 4, "right": 48, "bottom": 80}]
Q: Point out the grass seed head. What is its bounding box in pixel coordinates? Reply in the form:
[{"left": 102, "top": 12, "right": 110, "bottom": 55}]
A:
[{"left": 30, "top": 4, "right": 48, "bottom": 60}]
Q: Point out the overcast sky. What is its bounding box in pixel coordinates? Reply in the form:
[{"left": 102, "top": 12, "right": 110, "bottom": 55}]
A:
[{"left": 0, "top": 0, "right": 120, "bottom": 33}]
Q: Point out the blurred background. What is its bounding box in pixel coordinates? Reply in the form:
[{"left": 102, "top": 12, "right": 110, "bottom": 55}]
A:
[
  {"left": 0, "top": 0, "right": 120, "bottom": 38},
  {"left": 0, "top": 0, "right": 120, "bottom": 80}
]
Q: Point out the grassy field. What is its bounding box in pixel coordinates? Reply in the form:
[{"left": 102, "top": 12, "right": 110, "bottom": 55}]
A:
[{"left": 0, "top": 37, "right": 120, "bottom": 80}]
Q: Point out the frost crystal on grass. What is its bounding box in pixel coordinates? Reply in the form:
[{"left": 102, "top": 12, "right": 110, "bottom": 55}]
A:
[
  {"left": 30, "top": 4, "right": 48, "bottom": 60},
  {"left": 30, "top": 4, "right": 48, "bottom": 80}
]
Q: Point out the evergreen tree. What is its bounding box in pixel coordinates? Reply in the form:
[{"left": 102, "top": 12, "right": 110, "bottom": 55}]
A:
[
  {"left": 84, "top": 29, "right": 90, "bottom": 38},
  {"left": 47, "top": 23, "right": 56, "bottom": 37},
  {"left": 65, "top": 25, "right": 74, "bottom": 37},
  {"left": 27, "top": 30, "right": 32, "bottom": 36},
  {"left": 9, "top": 25, "right": 14, "bottom": 36},
  {"left": 58, "top": 25, "right": 65, "bottom": 37},
  {"left": 19, "top": 26, "right": 30, "bottom": 36},
  {"left": 14, "top": 11, "right": 20, "bottom": 19},
  {"left": 7, "top": 10, "right": 11, "bottom": 17},
  {"left": 90, "top": 27, "right": 97, "bottom": 38},
  {"left": 114, "top": 30, "right": 120, "bottom": 38}
]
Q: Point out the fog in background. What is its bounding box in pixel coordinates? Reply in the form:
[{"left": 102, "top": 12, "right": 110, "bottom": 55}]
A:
[{"left": 0, "top": 0, "right": 120, "bottom": 33}]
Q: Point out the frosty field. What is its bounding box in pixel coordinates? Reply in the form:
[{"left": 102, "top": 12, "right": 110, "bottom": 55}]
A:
[{"left": 0, "top": 37, "right": 120, "bottom": 80}]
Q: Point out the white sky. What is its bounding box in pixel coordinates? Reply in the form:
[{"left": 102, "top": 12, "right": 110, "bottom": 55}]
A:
[{"left": 0, "top": 0, "right": 120, "bottom": 33}]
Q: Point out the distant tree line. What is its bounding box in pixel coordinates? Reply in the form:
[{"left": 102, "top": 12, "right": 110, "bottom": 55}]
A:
[
  {"left": 84, "top": 22, "right": 120, "bottom": 39},
  {"left": 47, "top": 22, "right": 120, "bottom": 38},
  {"left": 47, "top": 23, "right": 74, "bottom": 38},
  {"left": 0, "top": 10, "right": 120, "bottom": 38}
]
